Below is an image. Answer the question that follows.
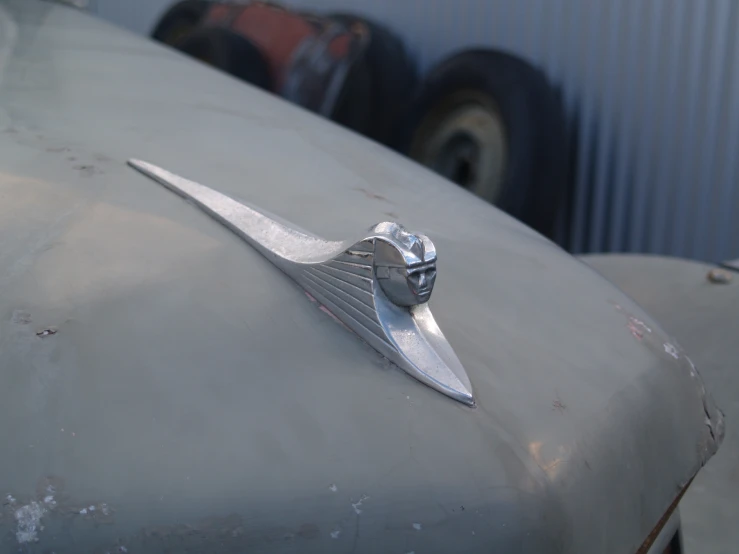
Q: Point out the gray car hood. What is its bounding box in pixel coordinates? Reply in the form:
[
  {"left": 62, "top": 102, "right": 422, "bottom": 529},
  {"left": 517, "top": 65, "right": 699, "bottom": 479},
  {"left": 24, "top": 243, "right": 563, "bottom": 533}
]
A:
[{"left": 0, "top": 2, "right": 723, "bottom": 553}]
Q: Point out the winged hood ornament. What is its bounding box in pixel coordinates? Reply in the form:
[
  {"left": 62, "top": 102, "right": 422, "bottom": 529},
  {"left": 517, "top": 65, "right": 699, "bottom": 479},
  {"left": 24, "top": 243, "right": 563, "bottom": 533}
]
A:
[{"left": 128, "top": 159, "right": 474, "bottom": 406}]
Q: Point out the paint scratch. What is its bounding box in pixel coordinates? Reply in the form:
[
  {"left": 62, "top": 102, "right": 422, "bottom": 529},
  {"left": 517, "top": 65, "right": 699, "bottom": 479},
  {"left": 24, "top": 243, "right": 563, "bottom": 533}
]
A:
[
  {"left": 627, "top": 316, "right": 651, "bottom": 341},
  {"left": 685, "top": 356, "right": 698, "bottom": 378},
  {"left": 663, "top": 342, "right": 680, "bottom": 359},
  {"left": 36, "top": 327, "right": 58, "bottom": 338},
  {"left": 351, "top": 494, "right": 369, "bottom": 515}
]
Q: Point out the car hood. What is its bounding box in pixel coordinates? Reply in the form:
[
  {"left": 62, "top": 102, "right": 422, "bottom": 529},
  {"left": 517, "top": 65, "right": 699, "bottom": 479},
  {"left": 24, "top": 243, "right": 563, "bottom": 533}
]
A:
[{"left": 0, "top": 2, "right": 723, "bottom": 553}]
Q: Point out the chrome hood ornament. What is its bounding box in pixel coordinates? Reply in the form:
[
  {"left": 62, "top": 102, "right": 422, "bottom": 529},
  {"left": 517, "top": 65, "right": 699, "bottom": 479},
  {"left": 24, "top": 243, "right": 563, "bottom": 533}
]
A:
[{"left": 128, "top": 159, "right": 474, "bottom": 406}]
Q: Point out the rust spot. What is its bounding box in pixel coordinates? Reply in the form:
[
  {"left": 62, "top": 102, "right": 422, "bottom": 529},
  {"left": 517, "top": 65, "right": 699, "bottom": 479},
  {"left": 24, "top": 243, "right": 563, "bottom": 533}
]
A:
[
  {"left": 625, "top": 315, "right": 655, "bottom": 344},
  {"left": 73, "top": 164, "right": 99, "bottom": 177},
  {"left": 354, "top": 187, "right": 388, "bottom": 202},
  {"left": 627, "top": 320, "right": 644, "bottom": 341},
  {"left": 552, "top": 400, "right": 567, "bottom": 412},
  {"left": 35, "top": 476, "right": 65, "bottom": 501},
  {"left": 296, "top": 523, "right": 319, "bottom": 539},
  {"left": 636, "top": 478, "right": 692, "bottom": 554}
]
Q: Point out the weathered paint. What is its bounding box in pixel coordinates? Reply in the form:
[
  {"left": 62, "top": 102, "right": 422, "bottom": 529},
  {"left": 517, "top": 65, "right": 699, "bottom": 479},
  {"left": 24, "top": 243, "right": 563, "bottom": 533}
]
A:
[
  {"left": 0, "top": 2, "right": 722, "bottom": 553},
  {"left": 582, "top": 254, "right": 737, "bottom": 552}
]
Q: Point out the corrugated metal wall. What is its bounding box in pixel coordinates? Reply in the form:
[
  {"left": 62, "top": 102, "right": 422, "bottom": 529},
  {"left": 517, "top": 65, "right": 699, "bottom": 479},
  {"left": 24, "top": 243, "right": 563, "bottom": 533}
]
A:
[{"left": 95, "top": 0, "right": 739, "bottom": 262}]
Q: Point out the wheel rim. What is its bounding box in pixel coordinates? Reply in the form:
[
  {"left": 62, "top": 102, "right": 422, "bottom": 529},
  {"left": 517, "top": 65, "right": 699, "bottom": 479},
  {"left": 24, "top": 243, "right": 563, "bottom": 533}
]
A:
[{"left": 410, "top": 91, "right": 507, "bottom": 204}]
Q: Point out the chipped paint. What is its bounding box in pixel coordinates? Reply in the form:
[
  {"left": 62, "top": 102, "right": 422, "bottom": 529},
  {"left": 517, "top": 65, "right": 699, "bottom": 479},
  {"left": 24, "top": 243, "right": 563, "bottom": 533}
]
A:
[
  {"left": 296, "top": 523, "right": 319, "bottom": 539},
  {"left": 663, "top": 343, "right": 680, "bottom": 359},
  {"left": 629, "top": 317, "right": 652, "bottom": 333},
  {"left": 14, "top": 501, "right": 46, "bottom": 544},
  {"left": 627, "top": 316, "right": 652, "bottom": 341},
  {"left": 330, "top": 527, "right": 341, "bottom": 539},
  {"left": 35, "top": 327, "right": 58, "bottom": 337},
  {"left": 412, "top": 523, "right": 422, "bottom": 531},
  {"left": 627, "top": 320, "right": 644, "bottom": 341},
  {"left": 351, "top": 494, "right": 369, "bottom": 515},
  {"left": 328, "top": 484, "right": 337, "bottom": 492}
]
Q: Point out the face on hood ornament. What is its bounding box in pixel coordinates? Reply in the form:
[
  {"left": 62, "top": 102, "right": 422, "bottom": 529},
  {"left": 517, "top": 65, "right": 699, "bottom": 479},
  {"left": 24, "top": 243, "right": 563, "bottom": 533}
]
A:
[
  {"left": 373, "top": 223, "right": 437, "bottom": 306},
  {"left": 128, "top": 159, "right": 474, "bottom": 406}
]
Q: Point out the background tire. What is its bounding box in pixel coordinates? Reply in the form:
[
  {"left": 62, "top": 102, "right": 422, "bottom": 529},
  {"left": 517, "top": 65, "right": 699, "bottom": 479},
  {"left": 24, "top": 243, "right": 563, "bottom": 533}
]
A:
[
  {"left": 328, "top": 58, "right": 373, "bottom": 136},
  {"left": 328, "top": 13, "right": 417, "bottom": 147},
  {"left": 151, "top": 0, "right": 210, "bottom": 47},
  {"left": 175, "top": 27, "right": 273, "bottom": 91},
  {"left": 399, "top": 49, "right": 568, "bottom": 237}
]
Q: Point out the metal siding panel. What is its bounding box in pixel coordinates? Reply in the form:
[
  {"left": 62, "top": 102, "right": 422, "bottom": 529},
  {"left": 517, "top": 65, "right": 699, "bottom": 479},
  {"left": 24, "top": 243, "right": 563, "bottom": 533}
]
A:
[
  {"left": 521, "top": 0, "right": 542, "bottom": 61},
  {"left": 569, "top": 0, "right": 601, "bottom": 252},
  {"left": 628, "top": 0, "right": 666, "bottom": 253},
  {"left": 689, "top": 0, "right": 733, "bottom": 260},
  {"left": 607, "top": 0, "right": 641, "bottom": 252},
  {"left": 539, "top": 0, "right": 563, "bottom": 77},
  {"left": 589, "top": 0, "right": 622, "bottom": 252},
  {"left": 495, "top": 0, "right": 514, "bottom": 49},
  {"left": 646, "top": 0, "right": 689, "bottom": 254},
  {"left": 713, "top": 1, "right": 739, "bottom": 262},
  {"left": 667, "top": 1, "right": 711, "bottom": 258},
  {"left": 471, "top": 0, "right": 487, "bottom": 47}
]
